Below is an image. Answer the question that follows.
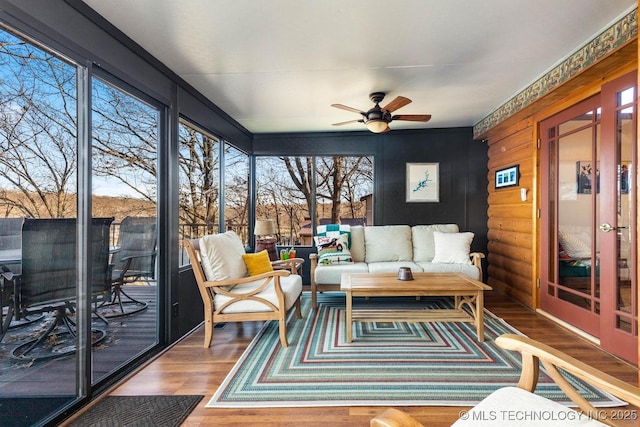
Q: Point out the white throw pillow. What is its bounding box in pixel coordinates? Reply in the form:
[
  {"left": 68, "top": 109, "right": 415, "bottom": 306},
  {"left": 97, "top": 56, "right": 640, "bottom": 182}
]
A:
[
  {"left": 431, "top": 231, "right": 473, "bottom": 265},
  {"left": 558, "top": 230, "right": 591, "bottom": 259},
  {"left": 412, "top": 224, "right": 460, "bottom": 262},
  {"left": 199, "top": 231, "right": 247, "bottom": 281}
]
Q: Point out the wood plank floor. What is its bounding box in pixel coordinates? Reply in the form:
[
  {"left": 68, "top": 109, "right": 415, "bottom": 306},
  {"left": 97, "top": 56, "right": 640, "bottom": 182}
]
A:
[{"left": 104, "top": 292, "right": 639, "bottom": 427}]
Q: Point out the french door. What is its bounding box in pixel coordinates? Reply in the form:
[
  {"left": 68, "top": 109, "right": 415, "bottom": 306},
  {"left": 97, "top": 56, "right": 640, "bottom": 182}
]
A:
[{"left": 540, "top": 72, "right": 637, "bottom": 363}]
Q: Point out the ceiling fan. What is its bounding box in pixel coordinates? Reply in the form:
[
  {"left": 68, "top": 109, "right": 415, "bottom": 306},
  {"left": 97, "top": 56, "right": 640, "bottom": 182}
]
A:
[{"left": 331, "top": 92, "right": 432, "bottom": 133}]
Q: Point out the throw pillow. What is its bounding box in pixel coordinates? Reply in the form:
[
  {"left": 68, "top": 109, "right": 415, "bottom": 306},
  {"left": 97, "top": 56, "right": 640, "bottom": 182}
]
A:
[
  {"left": 316, "top": 233, "right": 353, "bottom": 265},
  {"left": 558, "top": 230, "right": 591, "bottom": 259},
  {"left": 314, "top": 223, "right": 351, "bottom": 248},
  {"left": 431, "top": 231, "right": 474, "bottom": 265},
  {"left": 199, "top": 231, "right": 247, "bottom": 281},
  {"left": 242, "top": 250, "right": 274, "bottom": 276}
]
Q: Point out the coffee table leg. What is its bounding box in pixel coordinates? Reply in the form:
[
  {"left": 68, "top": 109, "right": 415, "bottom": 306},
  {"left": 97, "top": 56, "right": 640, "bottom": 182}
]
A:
[
  {"left": 476, "top": 291, "right": 485, "bottom": 342},
  {"left": 346, "top": 290, "right": 353, "bottom": 343}
]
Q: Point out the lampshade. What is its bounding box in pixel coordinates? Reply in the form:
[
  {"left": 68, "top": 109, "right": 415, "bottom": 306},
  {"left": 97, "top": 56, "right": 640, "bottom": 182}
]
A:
[
  {"left": 254, "top": 219, "right": 275, "bottom": 237},
  {"left": 366, "top": 120, "right": 389, "bottom": 133}
]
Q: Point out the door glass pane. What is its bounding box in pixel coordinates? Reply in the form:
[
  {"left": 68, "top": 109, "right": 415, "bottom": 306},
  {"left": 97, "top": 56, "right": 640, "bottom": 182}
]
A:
[
  {"left": 0, "top": 27, "right": 78, "bottom": 422},
  {"left": 615, "top": 86, "right": 636, "bottom": 332},
  {"left": 556, "top": 117, "right": 599, "bottom": 312},
  {"left": 91, "top": 77, "right": 159, "bottom": 385}
]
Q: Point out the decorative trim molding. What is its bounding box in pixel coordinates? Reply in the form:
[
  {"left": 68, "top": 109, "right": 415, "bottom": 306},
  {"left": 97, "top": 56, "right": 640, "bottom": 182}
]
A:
[{"left": 473, "top": 8, "right": 638, "bottom": 139}]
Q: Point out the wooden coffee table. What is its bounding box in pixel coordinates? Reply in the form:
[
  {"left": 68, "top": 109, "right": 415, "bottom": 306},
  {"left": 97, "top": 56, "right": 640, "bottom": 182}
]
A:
[{"left": 340, "top": 272, "right": 492, "bottom": 343}]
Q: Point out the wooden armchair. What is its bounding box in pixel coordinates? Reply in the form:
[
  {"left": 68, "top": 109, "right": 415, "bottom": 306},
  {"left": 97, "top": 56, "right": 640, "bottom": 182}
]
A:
[
  {"left": 184, "top": 232, "right": 303, "bottom": 348},
  {"left": 371, "top": 333, "right": 640, "bottom": 427}
]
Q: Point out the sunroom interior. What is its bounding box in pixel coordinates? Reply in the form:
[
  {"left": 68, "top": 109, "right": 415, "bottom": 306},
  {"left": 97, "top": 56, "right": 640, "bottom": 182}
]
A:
[{"left": 0, "top": 0, "right": 638, "bottom": 425}]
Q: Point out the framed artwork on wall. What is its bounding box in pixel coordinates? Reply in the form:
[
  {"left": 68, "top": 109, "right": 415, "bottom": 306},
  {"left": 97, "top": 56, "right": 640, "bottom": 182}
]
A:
[
  {"left": 576, "top": 160, "right": 599, "bottom": 194},
  {"left": 495, "top": 165, "right": 519, "bottom": 189},
  {"left": 406, "top": 163, "right": 439, "bottom": 202}
]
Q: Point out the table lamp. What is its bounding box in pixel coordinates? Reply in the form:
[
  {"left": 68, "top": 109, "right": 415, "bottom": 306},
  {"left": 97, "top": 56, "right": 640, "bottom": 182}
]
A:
[{"left": 254, "top": 219, "right": 278, "bottom": 260}]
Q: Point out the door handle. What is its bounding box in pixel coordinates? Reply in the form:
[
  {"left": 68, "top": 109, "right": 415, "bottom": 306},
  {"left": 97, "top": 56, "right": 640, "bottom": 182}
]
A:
[{"left": 599, "top": 223, "right": 614, "bottom": 232}]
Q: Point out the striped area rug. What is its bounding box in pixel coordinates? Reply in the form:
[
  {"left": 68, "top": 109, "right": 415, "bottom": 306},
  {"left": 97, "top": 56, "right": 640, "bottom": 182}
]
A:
[{"left": 207, "top": 295, "right": 622, "bottom": 408}]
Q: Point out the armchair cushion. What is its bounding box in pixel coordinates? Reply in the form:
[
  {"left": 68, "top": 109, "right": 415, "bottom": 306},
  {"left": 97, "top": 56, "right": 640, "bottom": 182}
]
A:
[
  {"left": 431, "top": 231, "right": 473, "bottom": 265},
  {"left": 215, "top": 275, "right": 303, "bottom": 314},
  {"left": 242, "top": 250, "right": 274, "bottom": 276},
  {"left": 199, "top": 231, "right": 247, "bottom": 281}
]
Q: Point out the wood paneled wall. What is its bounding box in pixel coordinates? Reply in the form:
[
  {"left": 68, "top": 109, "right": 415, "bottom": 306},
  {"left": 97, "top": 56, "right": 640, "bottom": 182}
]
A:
[{"left": 478, "top": 40, "right": 638, "bottom": 310}]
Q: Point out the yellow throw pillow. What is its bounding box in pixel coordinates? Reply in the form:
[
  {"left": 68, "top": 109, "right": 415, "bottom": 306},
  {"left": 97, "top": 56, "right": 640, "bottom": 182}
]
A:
[{"left": 242, "top": 250, "right": 274, "bottom": 276}]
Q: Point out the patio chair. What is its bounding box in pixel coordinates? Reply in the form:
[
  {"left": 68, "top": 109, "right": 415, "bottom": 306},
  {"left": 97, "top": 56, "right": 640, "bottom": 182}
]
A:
[
  {"left": 98, "top": 216, "right": 156, "bottom": 318},
  {"left": 0, "top": 217, "right": 23, "bottom": 341},
  {"left": 184, "top": 231, "right": 303, "bottom": 348},
  {"left": 10, "top": 217, "right": 114, "bottom": 361}
]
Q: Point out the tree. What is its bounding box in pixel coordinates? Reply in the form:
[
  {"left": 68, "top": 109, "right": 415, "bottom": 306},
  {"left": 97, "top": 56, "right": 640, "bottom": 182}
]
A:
[
  {"left": 0, "top": 36, "right": 78, "bottom": 218},
  {"left": 178, "top": 122, "right": 219, "bottom": 236}
]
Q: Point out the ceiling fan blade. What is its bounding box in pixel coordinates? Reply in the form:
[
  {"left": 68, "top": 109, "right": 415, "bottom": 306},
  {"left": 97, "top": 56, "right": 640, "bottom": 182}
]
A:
[
  {"left": 382, "top": 96, "right": 411, "bottom": 112},
  {"left": 392, "top": 114, "right": 432, "bottom": 122},
  {"left": 332, "top": 119, "right": 363, "bottom": 126},
  {"left": 331, "top": 104, "right": 365, "bottom": 114}
]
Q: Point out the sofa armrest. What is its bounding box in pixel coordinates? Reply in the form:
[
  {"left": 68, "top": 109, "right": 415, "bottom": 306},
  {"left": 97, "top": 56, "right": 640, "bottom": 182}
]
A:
[{"left": 470, "top": 252, "right": 485, "bottom": 282}]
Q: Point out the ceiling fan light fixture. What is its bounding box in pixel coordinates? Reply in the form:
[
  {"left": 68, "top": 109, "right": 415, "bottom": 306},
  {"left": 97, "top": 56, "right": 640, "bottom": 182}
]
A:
[{"left": 366, "top": 119, "right": 389, "bottom": 133}]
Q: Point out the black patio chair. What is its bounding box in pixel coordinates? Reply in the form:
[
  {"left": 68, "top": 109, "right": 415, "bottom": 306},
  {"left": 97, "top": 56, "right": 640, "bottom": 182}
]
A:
[
  {"left": 10, "top": 217, "right": 114, "bottom": 361},
  {"left": 0, "top": 217, "right": 23, "bottom": 341},
  {"left": 98, "top": 216, "right": 156, "bottom": 318}
]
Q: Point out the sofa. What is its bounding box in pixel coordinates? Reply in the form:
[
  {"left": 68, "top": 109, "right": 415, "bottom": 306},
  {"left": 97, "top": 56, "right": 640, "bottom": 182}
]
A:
[{"left": 309, "top": 224, "right": 484, "bottom": 307}]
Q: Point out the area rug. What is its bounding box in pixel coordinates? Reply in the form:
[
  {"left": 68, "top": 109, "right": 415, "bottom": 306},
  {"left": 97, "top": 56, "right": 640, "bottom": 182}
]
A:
[
  {"left": 69, "top": 395, "right": 203, "bottom": 427},
  {"left": 207, "top": 295, "right": 623, "bottom": 408}
]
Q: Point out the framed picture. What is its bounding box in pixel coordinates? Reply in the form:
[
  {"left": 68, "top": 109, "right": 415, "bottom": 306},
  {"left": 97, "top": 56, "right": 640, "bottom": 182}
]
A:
[
  {"left": 406, "top": 163, "right": 439, "bottom": 202},
  {"left": 495, "top": 165, "right": 519, "bottom": 189},
  {"left": 576, "top": 161, "right": 599, "bottom": 194}
]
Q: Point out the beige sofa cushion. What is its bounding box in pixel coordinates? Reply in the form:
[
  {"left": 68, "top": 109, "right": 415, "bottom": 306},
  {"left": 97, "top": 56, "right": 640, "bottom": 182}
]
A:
[
  {"left": 412, "top": 224, "right": 459, "bottom": 262},
  {"left": 368, "top": 261, "right": 423, "bottom": 274},
  {"left": 314, "top": 262, "right": 369, "bottom": 284},
  {"left": 349, "top": 226, "right": 366, "bottom": 262},
  {"left": 416, "top": 261, "right": 480, "bottom": 280},
  {"left": 364, "top": 225, "right": 412, "bottom": 262}
]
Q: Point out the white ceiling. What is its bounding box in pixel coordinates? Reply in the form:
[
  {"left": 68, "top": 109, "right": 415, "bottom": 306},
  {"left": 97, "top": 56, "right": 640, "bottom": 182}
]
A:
[{"left": 83, "top": 0, "right": 636, "bottom": 134}]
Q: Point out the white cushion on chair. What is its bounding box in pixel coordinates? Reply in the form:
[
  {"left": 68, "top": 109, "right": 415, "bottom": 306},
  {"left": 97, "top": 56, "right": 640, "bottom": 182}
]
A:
[
  {"left": 199, "top": 231, "right": 247, "bottom": 281},
  {"left": 451, "top": 387, "right": 607, "bottom": 426},
  {"left": 215, "top": 275, "right": 303, "bottom": 313}
]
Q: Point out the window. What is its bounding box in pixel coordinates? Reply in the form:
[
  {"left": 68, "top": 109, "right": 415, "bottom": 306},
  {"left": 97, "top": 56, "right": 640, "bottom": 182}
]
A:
[
  {"left": 255, "top": 156, "right": 373, "bottom": 246},
  {"left": 224, "top": 144, "right": 250, "bottom": 246},
  {"left": 178, "top": 120, "right": 220, "bottom": 264}
]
